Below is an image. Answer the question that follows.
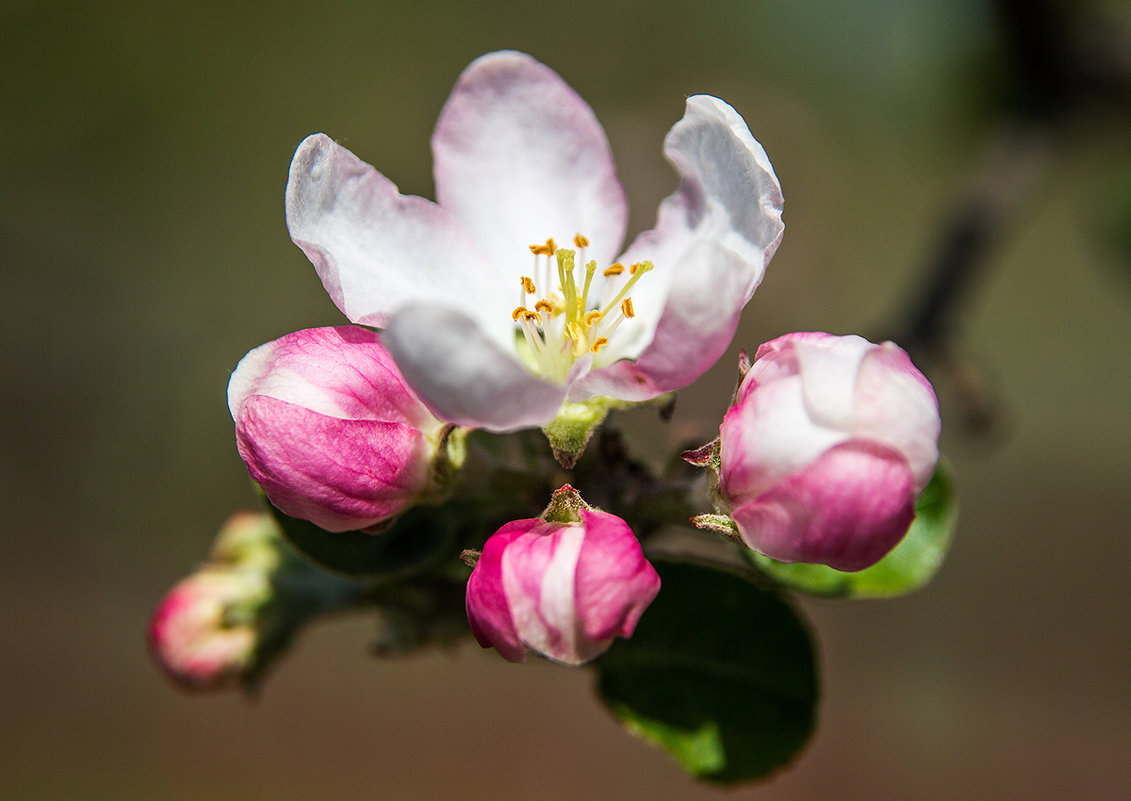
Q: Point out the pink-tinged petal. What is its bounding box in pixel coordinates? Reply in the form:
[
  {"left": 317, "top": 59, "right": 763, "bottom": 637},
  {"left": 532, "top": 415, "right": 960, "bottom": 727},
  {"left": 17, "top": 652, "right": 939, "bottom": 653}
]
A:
[
  {"left": 432, "top": 51, "right": 627, "bottom": 275},
  {"left": 719, "top": 371, "right": 846, "bottom": 501},
  {"left": 285, "top": 134, "right": 510, "bottom": 337},
  {"left": 466, "top": 523, "right": 532, "bottom": 663},
  {"left": 571, "top": 239, "right": 750, "bottom": 402},
  {"left": 235, "top": 396, "right": 430, "bottom": 532},
  {"left": 733, "top": 332, "right": 810, "bottom": 405},
  {"left": 573, "top": 95, "right": 784, "bottom": 398},
  {"left": 793, "top": 334, "right": 874, "bottom": 429},
  {"left": 502, "top": 523, "right": 587, "bottom": 664},
  {"left": 228, "top": 326, "right": 435, "bottom": 430},
  {"left": 732, "top": 440, "right": 918, "bottom": 572},
  {"left": 382, "top": 304, "right": 571, "bottom": 432},
  {"left": 752, "top": 331, "right": 839, "bottom": 363},
  {"left": 573, "top": 510, "right": 660, "bottom": 643},
  {"left": 614, "top": 94, "right": 784, "bottom": 344},
  {"left": 852, "top": 343, "right": 940, "bottom": 490}
]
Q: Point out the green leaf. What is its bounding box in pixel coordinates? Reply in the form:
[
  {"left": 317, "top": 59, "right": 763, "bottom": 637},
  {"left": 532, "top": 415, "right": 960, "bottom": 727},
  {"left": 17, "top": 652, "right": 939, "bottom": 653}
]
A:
[
  {"left": 749, "top": 461, "right": 959, "bottom": 599},
  {"left": 264, "top": 499, "right": 457, "bottom": 580},
  {"left": 596, "top": 559, "right": 818, "bottom": 784}
]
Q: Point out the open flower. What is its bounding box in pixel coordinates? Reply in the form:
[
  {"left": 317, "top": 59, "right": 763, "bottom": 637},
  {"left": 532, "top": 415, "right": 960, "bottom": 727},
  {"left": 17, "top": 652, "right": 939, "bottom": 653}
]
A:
[
  {"left": 286, "top": 50, "right": 784, "bottom": 432},
  {"left": 228, "top": 326, "right": 451, "bottom": 532},
  {"left": 465, "top": 491, "right": 661, "bottom": 665},
  {"left": 718, "top": 333, "right": 940, "bottom": 571}
]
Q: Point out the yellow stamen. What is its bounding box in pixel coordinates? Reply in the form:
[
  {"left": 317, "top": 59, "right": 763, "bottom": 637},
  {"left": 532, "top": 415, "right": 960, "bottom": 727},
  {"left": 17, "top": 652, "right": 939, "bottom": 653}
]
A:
[
  {"left": 556, "top": 249, "right": 578, "bottom": 325},
  {"left": 581, "top": 260, "right": 597, "bottom": 308},
  {"left": 513, "top": 238, "right": 654, "bottom": 380},
  {"left": 603, "top": 261, "right": 652, "bottom": 320},
  {"left": 528, "top": 238, "right": 558, "bottom": 257}
]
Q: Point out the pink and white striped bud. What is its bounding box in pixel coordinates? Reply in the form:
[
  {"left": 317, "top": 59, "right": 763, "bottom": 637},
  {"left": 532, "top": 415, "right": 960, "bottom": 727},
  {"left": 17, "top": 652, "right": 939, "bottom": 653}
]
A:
[
  {"left": 465, "top": 488, "right": 660, "bottom": 665},
  {"left": 148, "top": 568, "right": 268, "bottom": 691},
  {"left": 718, "top": 332, "right": 940, "bottom": 571},
  {"left": 228, "top": 326, "right": 454, "bottom": 532}
]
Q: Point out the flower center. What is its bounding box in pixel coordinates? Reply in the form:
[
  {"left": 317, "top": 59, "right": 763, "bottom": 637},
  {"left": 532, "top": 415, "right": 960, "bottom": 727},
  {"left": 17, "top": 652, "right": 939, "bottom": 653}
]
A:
[{"left": 512, "top": 234, "right": 652, "bottom": 382}]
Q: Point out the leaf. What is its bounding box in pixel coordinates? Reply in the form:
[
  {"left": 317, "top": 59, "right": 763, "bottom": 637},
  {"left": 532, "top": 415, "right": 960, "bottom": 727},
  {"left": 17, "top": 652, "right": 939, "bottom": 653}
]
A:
[
  {"left": 749, "top": 461, "right": 958, "bottom": 598},
  {"left": 596, "top": 559, "right": 818, "bottom": 784},
  {"left": 264, "top": 498, "right": 457, "bottom": 580}
]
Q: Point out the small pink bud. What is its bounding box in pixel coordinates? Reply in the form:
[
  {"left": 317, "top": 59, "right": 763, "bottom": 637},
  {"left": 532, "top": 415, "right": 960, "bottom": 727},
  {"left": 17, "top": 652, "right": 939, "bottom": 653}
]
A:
[
  {"left": 228, "top": 326, "right": 452, "bottom": 532},
  {"left": 148, "top": 569, "right": 268, "bottom": 691},
  {"left": 718, "top": 332, "right": 940, "bottom": 571},
  {"left": 465, "top": 503, "right": 660, "bottom": 665}
]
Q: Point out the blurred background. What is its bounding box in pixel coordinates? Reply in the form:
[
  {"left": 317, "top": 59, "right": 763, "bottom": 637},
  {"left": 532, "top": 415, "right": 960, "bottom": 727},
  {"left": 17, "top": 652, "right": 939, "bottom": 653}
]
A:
[{"left": 2, "top": 1, "right": 1130, "bottom": 798}]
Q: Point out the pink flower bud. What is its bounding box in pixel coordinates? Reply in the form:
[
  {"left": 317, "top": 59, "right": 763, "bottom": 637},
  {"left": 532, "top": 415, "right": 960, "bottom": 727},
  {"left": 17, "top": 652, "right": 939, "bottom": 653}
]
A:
[
  {"left": 718, "top": 332, "right": 940, "bottom": 571},
  {"left": 465, "top": 505, "right": 661, "bottom": 665},
  {"left": 228, "top": 326, "right": 449, "bottom": 532},
  {"left": 148, "top": 569, "right": 267, "bottom": 691}
]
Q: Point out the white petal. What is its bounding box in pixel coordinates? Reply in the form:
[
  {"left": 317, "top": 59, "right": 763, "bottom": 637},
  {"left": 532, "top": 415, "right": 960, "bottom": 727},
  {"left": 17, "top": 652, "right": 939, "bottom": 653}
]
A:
[
  {"left": 851, "top": 342, "right": 941, "bottom": 490},
  {"left": 572, "top": 95, "right": 784, "bottom": 399},
  {"left": 431, "top": 51, "right": 627, "bottom": 276},
  {"left": 794, "top": 334, "right": 873, "bottom": 430},
  {"left": 719, "top": 375, "right": 847, "bottom": 501},
  {"left": 570, "top": 239, "right": 750, "bottom": 402},
  {"left": 285, "top": 134, "right": 510, "bottom": 341},
  {"left": 382, "top": 304, "right": 570, "bottom": 432},
  {"left": 616, "top": 94, "right": 784, "bottom": 338}
]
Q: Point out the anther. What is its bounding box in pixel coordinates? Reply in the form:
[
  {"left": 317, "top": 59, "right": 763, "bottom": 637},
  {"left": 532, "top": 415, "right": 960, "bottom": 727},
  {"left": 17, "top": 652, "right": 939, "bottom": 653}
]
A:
[
  {"left": 590, "top": 337, "right": 609, "bottom": 353},
  {"left": 603, "top": 263, "right": 625, "bottom": 277},
  {"left": 521, "top": 310, "right": 542, "bottom": 324},
  {"left": 583, "top": 310, "right": 602, "bottom": 327},
  {"left": 528, "top": 238, "right": 558, "bottom": 256},
  {"left": 620, "top": 298, "right": 635, "bottom": 318},
  {"left": 534, "top": 299, "right": 555, "bottom": 314},
  {"left": 573, "top": 233, "right": 589, "bottom": 248},
  {"left": 520, "top": 276, "right": 537, "bottom": 294},
  {"left": 512, "top": 306, "right": 528, "bottom": 321}
]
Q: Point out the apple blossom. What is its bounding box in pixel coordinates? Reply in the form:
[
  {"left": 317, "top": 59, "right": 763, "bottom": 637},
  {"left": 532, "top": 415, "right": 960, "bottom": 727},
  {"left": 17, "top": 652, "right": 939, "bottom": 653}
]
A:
[
  {"left": 285, "top": 50, "right": 784, "bottom": 432},
  {"left": 148, "top": 567, "right": 267, "bottom": 691},
  {"left": 228, "top": 326, "right": 456, "bottom": 532},
  {"left": 718, "top": 333, "right": 940, "bottom": 571},
  {"left": 465, "top": 488, "right": 661, "bottom": 665}
]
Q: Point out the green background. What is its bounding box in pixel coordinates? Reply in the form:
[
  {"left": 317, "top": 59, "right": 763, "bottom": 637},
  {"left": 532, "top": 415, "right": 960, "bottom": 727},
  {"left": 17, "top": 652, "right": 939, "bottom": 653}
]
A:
[{"left": 2, "top": 1, "right": 1129, "bottom": 798}]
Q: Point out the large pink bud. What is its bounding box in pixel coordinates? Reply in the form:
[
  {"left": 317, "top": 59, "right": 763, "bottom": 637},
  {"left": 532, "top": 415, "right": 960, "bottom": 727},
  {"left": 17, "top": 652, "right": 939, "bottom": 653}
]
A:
[
  {"left": 228, "top": 326, "right": 450, "bottom": 532},
  {"left": 466, "top": 490, "right": 661, "bottom": 666},
  {"left": 718, "top": 332, "right": 940, "bottom": 571}
]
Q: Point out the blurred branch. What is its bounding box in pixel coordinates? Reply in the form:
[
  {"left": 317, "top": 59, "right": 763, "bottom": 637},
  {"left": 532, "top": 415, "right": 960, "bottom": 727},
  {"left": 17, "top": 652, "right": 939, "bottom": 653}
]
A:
[{"left": 885, "top": 0, "right": 1131, "bottom": 436}]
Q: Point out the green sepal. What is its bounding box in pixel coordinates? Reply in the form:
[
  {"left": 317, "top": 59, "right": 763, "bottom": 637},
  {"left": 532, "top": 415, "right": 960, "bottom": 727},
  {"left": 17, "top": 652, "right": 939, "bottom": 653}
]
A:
[
  {"left": 596, "top": 559, "right": 818, "bottom": 784},
  {"left": 541, "top": 398, "right": 616, "bottom": 468},
  {"left": 748, "top": 461, "right": 958, "bottom": 599}
]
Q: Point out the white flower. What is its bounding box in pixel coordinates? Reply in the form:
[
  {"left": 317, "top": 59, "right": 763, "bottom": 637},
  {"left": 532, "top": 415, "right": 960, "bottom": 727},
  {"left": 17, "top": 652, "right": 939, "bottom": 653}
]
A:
[{"left": 286, "top": 51, "right": 784, "bottom": 431}]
